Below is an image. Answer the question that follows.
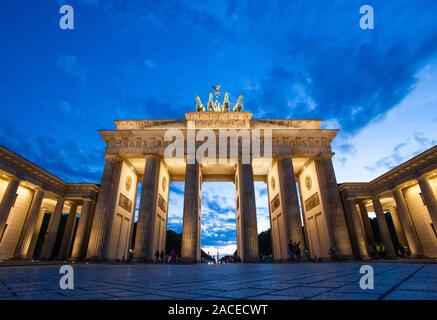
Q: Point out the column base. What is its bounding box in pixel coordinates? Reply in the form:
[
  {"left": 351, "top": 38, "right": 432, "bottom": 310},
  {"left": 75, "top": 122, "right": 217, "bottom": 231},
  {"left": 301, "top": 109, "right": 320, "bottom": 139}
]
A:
[
  {"left": 131, "top": 257, "right": 158, "bottom": 263},
  {"left": 242, "top": 256, "right": 260, "bottom": 263},
  {"left": 181, "top": 257, "right": 200, "bottom": 263},
  {"left": 335, "top": 254, "right": 356, "bottom": 262},
  {"left": 38, "top": 256, "right": 53, "bottom": 261},
  {"left": 13, "top": 255, "right": 31, "bottom": 261},
  {"left": 410, "top": 254, "right": 428, "bottom": 259},
  {"left": 360, "top": 255, "right": 372, "bottom": 261},
  {"left": 69, "top": 257, "right": 82, "bottom": 262},
  {"left": 85, "top": 256, "right": 106, "bottom": 263}
]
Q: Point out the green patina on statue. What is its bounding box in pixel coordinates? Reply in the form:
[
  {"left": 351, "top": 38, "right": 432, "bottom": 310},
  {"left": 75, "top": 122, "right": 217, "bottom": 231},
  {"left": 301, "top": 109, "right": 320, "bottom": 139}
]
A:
[{"left": 195, "top": 86, "right": 244, "bottom": 112}]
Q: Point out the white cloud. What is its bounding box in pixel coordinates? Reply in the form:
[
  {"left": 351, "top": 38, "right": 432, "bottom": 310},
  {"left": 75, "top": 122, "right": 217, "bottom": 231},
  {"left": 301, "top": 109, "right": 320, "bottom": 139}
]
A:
[
  {"left": 202, "top": 244, "right": 237, "bottom": 257},
  {"left": 166, "top": 181, "right": 271, "bottom": 253},
  {"left": 333, "top": 62, "right": 437, "bottom": 182},
  {"left": 56, "top": 55, "right": 86, "bottom": 82},
  {"left": 254, "top": 182, "right": 270, "bottom": 232},
  {"left": 144, "top": 59, "right": 157, "bottom": 69}
]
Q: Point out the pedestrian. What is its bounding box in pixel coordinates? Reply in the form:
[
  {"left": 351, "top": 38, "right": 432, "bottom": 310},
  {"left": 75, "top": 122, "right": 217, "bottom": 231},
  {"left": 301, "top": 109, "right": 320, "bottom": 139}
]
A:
[
  {"left": 288, "top": 241, "right": 295, "bottom": 262},
  {"left": 294, "top": 241, "right": 301, "bottom": 262},
  {"left": 170, "top": 248, "right": 176, "bottom": 263},
  {"left": 160, "top": 250, "right": 164, "bottom": 264},
  {"left": 155, "top": 250, "right": 160, "bottom": 263}
]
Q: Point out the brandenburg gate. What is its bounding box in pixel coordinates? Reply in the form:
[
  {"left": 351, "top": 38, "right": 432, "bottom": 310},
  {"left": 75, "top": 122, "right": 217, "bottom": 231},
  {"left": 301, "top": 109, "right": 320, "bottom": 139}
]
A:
[
  {"left": 2, "top": 90, "right": 436, "bottom": 263},
  {"left": 85, "top": 92, "right": 354, "bottom": 263}
]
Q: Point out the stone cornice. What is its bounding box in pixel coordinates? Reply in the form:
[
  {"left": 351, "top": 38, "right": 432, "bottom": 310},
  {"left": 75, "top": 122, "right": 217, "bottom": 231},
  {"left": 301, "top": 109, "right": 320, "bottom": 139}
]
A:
[
  {"left": 99, "top": 117, "right": 337, "bottom": 158},
  {"left": 338, "top": 145, "right": 437, "bottom": 197},
  {"left": 0, "top": 145, "right": 99, "bottom": 200},
  {"left": 113, "top": 114, "right": 324, "bottom": 131}
]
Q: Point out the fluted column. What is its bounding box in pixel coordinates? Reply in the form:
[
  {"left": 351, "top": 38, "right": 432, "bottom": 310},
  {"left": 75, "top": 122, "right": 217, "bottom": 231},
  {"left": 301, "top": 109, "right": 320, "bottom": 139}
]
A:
[
  {"left": 372, "top": 196, "right": 396, "bottom": 258},
  {"left": 0, "top": 176, "right": 20, "bottom": 240},
  {"left": 181, "top": 162, "right": 201, "bottom": 263},
  {"left": 86, "top": 155, "right": 123, "bottom": 261},
  {"left": 71, "top": 199, "right": 95, "bottom": 261},
  {"left": 345, "top": 199, "right": 369, "bottom": 259},
  {"left": 388, "top": 206, "right": 408, "bottom": 247},
  {"left": 392, "top": 187, "right": 423, "bottom": 257},
  {"left": 358, "top": 201, "right": 376, "bottom": 247},
  {"left": 277, "top": 156, "right": 305, "bottom": 247},
  {"left": 14, "top": 189, "right": 45, "bottom": 259},
  {"left": 236, "top": 162, "right": 259, "bottom": 262},
  {"left": 39, "top": 197, "right": 65, "bottom": 260},
  {"left": 417, "top": 175, "right": 437, "bottom": 229},
  {"left": 57, "top": 203, "right": 78, "bottom": 260},
  {"left": 315, "top": 154, "right": 353, "bottom": 259},
  {"left": 134, "top": 156, "right": 160, "bottom": 262}
]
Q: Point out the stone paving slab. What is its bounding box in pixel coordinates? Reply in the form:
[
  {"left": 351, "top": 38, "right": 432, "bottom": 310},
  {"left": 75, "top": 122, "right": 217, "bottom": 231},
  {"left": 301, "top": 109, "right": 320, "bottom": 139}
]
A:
[{"left": 0, "top": 263, "right": 436, "bottom": 300}]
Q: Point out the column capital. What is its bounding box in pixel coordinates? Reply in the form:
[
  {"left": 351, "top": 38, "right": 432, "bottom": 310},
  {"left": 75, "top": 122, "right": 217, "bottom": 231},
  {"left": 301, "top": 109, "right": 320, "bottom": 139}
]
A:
[
  {"left": 81, "top": 197, "right": 94, "bottom": 204},
  {"left": 417, "top": 173, "right": 431, "bottom": 182},
  {"left": 144, "top": 154, "right": 162, "bottom": 161},
  {"left": 358, "top": 198, "right": 369, "bottom": 205},
  {"left": 67, "top": 201, "right": 78, "bottom": 210},
  {"left": 104, "top": 154, "right": 121, "bottom": 161},
  {"left": 32, "top": 186, "right": 45, "bottom": 193},
  {"left": 391, "top": 184, "right": 404, "bottom": 193},
  {"left": 3, "top": 174, "right": 20, "bottom": 183},
  {"left": 315, "top": 151, "right": 335, "bottom": 161},
  {"left": 275, "top": 154, "right": 293, "bottom": 161},
  {"left": 371, "top": 194, "right": 380, "bottom": 201}
]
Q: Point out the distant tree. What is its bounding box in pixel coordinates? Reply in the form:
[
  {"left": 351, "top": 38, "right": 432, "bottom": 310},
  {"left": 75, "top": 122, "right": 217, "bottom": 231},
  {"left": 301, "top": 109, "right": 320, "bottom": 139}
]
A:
[
  {"left": 165, "top": 230, "right": 214, "bottom": 262},
  {"left": 201, "top": 250, "right": 214, "bottom": 262},
  {"left": 369, "top": 212, "right": 401, "bottom": 256},
  {"left": 258, "top": 229, "right": 272, "bottom": 257},
  {"left": 165, "top": 230, "right": 182, "bottom": 255}
]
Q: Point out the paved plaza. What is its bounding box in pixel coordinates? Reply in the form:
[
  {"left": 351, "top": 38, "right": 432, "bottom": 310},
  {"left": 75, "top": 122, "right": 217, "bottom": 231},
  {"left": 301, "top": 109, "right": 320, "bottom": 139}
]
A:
[{"left": 0, "top": 262, "right": 437, "bottom": 300}]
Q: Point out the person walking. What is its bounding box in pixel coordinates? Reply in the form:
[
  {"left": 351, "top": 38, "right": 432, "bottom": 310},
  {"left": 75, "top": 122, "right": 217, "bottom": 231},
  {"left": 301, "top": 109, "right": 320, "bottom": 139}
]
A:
[
  {"left": 170, "top": 248, "right": 176, "bottom": 263},
  {"left": 288, "top": 241, "right": 295, "bottom": 262},
  {"left": 160, "top": 250, "right": 164, "bottom": 264},
  {"left": 155, "top": 250, "right": 160, "bottom": 263},
  {"left": 294, "top": 241, "right": 301, "bottom": 262}
]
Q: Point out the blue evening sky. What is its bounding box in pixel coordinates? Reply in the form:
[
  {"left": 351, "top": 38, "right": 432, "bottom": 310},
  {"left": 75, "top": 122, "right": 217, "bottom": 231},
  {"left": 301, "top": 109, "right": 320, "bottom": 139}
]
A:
[{"left": 1, "top": 1, "right": 436, "bottom": 254}]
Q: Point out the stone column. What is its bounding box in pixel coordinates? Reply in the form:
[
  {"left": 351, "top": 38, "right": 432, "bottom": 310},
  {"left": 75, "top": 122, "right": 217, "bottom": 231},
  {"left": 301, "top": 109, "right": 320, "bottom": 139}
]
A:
[
  {"left": 372, "top": 196, "right": 396, "bottom": 258},
  {"left": 39, "top": 197, "right": 65, "bottom": 260},
  {"left": 387, "top": 206, "right": 408, "bottom": 247},
  {"left": 315, "top": 154, "right": 353, "bottom": 259},
  {"left": 345, "top": 199, "right": 369, "bottom": 259},
  {"left": 14, "top": 189, "right": 45, "bottom": 259},
  {"left": 86, "top": 155, "right": 122, "bottom": 261},
  {"left": 57, "top": 203, "right": 78, "bottom": 260},
  {"left": 277, "top": 156, "right": 305, "bottom": 247},
  {"left": 236, "top": 162, "right": 259, "bottom": 262},
  {"left": 71, "top": 199, "right": 95, "bottom": 261},
  {"left": 134, "top": 156, "right": 160, "bottom": 262},
  {"left": 0, "top": 176, "right": 20, "bottom": 240},
  {"left": 181, "top": 162, "right": 201, "bottom": 263},
  {"left": 417, "top": 175, "right": 437, "bottom": 229},
  {"left": 392, "top": 187, "right": 423, "bottom": 257},
  {"left": 358, "top": 201, "right": 376, "bottom": 247}
]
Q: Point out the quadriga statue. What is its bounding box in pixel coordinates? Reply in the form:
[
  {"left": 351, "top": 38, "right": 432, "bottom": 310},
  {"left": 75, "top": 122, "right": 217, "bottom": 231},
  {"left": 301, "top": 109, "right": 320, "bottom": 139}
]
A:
[{"left": 232, "top": 95, "right": 244, "bottom": 112}]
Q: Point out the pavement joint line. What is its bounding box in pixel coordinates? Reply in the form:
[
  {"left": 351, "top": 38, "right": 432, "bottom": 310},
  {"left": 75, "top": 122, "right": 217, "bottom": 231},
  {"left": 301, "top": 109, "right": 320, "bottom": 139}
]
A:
[
  {"left": 379, "top": 264, "right": 427, "bottom": 300},
  {"left": 298, "top": 265, "right": 404, "bottom": 300}
]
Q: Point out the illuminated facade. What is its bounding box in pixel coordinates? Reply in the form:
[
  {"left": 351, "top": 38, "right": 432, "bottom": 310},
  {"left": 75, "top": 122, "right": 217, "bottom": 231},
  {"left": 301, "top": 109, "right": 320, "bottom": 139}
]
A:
[
  {"left": 0, "top": 146, "right": 98, "bottom": 261},
  {"left": 0, "top": 113, "right": 436, "bottom": 263},
  {"left": 339, "top": 146, "right": 437, "bottom": 259}
]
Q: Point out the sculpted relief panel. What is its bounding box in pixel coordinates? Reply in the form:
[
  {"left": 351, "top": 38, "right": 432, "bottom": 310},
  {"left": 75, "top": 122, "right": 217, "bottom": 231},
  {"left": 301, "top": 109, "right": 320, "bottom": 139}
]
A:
[{"left": 104, "top": 134, "right": 331, "bottom": 156}]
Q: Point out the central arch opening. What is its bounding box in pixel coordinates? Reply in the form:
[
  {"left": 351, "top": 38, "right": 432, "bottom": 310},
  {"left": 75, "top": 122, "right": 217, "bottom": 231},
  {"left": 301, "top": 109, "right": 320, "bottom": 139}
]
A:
[{"left": 201, "top": 182, "right": 236, "bottom": 263}]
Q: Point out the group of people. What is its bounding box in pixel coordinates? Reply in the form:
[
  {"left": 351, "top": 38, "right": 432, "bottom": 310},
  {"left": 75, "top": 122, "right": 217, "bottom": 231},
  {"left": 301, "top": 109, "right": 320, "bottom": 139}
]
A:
[
  {"left": 287, "top": 241, "right": 302, "bottom": 262},
  {"left": 155, "top": 248, "right": 180, "bottom": 264}
]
